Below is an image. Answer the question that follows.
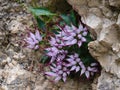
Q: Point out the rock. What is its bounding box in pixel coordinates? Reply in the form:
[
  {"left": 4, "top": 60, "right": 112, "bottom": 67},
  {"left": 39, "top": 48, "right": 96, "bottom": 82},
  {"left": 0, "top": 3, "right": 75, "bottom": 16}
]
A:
[
  {"left": 109, "top": 0, "right": 120, "bottom": 8},
  {"left": 7, "top": 20, "right": 25, "bottom": 34},
  {"left": 82, "top": 13, "right": 102, "bottom": 29},
  {"left": 67, "top": 0, "right": 88, "bottom": 15},
  {"left": 102, "top": 18, "right": 115, "bottom": 28},
  {"left": 97, "top": 70, "right": 120, "bottom": 90},
  {"left": 88, "top": 0, "right": 102, "bottom": 7},
  {"left": 1, "top": 64, "right": 34, "bottom": 90},
  {"left": 117, "top": 14, "right": 120, "bottom": 26},
  {"left": 99, "top": 24, "right": 120, "bottom": 46},
  {"left": 67, "top": 0, "right": 87, "bottom": 6},
  {"left": 67, "top": 0, "right": 120, "bottom": 89},
  {"left": 101, "top": 6, "right": 113, "bottom": 18},
  {"left": 88, "top": 41, "right": 109, "bottom": 58},
  {"left": 89, "top": 8, "right": 103, "bottom": 17}
]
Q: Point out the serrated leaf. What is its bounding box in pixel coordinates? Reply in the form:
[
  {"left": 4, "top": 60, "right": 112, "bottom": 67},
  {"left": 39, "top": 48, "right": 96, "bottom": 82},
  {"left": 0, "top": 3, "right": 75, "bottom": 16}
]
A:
[{"left": 29, "top": 7, "right": 56, "bottom": 16}]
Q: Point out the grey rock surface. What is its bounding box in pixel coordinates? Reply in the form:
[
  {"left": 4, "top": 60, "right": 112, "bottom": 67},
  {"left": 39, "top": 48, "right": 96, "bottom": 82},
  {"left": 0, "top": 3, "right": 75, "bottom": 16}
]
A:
[{"left": 67, "top": 0, "right": 120, "bottom": 90}]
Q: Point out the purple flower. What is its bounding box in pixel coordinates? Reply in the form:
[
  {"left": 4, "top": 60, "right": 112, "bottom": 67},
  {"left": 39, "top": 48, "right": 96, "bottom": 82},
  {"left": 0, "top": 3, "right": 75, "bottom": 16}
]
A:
[
  {"left": 56, "top": 24, "right": 88, "bottom": 48},
  {"left": 66, "top": 53, "right": 82, "bottom": 72},
  {"left": 66, "top": 53, "right": 98, "bottom": 79},
  {"left": 45, "top": 66, "right": 70, "bottom": 82},
  {"left": 80, "top": 62, "right": 98, "bottom": 79},
  {"left": 45, "top": 57, "right": 70, "bottom": 82},
  {"left": 75, "top": 24, "right": 88, "bottom": 47},
  {"left": 44, "top": 23, "right": 97, "bottom": 81},
  {"left": 46, "top": 47, "right": 59, "bottom": 57},
  {"left": 77, "top": 34, "right": 86, "bottom": 47},
  {"left": 46, "top": 49, "right": 67, "bottom": 63},
  {"left": 84, "top": 66, "right": 98, "bottom": 79},
  {"left": 24, "top": 30, "right": 42, "bottom": 49}
]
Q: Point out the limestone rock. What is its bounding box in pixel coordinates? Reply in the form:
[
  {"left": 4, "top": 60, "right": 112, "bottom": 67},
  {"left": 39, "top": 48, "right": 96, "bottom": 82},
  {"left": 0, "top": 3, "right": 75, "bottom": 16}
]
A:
[
  {"left": 99, "top": 24, "right": 120, "bottom": 46},
  {"left": 117, "top": 14, "right": 120, "bottom": 26},
  {"left": 67, "top": 0, "right": 120, "bottom": 89},
  {"left": 67, "top": 0, "right": 87, "bottom": 6},
  {"left": 109, "top": 0, "right": 120, "bottom": 8},
  {"left": 88, "top": 0, "right": 102, "bottom": 7},
  {"left": 82, "top": 13, "right": 102, "bottom": 30},
  {"left": 7, "top": 20, "right": 24, "bottom": 34},
  {"left": 97, "top": 70, "right": 120, "bottom": 90}
]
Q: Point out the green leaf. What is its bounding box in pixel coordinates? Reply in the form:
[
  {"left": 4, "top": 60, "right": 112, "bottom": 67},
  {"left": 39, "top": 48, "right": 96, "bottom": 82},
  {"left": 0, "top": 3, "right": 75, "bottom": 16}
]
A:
[
  {"left": 85, "top": 33, "right": 93, "bottom": 43},
  {"left": 69, "top": 11, "right": 77, "bottom": 26},
  {"left": 60, "top": 14, "right": 71, "bottom": 25},
  {"left": 35, "top": 16, "right": 46, "bottom": 30},
  {"left": 29, "top": 7, "right": 56, "bottom": 16},
  {"left": 41, "top": 55, "right": 49, "bottom": 63}
]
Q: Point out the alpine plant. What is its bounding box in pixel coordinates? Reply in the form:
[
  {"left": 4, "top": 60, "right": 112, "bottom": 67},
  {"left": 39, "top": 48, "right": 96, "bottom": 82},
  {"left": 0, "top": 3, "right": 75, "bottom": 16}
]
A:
[
  {"left": 24, "top": 30, "right": 42, "bottom": 49},
  {"left": 24, "top": 23, "right": 99, "bottom": 82},
  {"left": 45, "top": 23, "right": 99, "bottom": 82},
  {"left": 49, "top": 23, "right": 87, "bottom": 48}
]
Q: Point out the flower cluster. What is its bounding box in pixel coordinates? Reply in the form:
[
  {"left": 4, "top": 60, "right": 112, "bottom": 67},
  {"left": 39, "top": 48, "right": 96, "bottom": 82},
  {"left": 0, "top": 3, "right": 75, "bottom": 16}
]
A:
[
  {"left": 24, "top": 9, "right": 100, "bottom": 83},
  {"left": 24, "top": 30, "right": 42, "bottom": 49},
  {"left": 45, "top": 51, "right": 98, "bottom": 82},
  {"left": 49, "top": 24, "right": 87, "bottom": 48},
  {"left": 45, "top": 50, "right": 70, "bottom": 82},
  {"left": 66, "top": 53, "right": 98, "bottom": 78},
  {"left": 45, "top": 24, "right": 98, "bottom": 82}
]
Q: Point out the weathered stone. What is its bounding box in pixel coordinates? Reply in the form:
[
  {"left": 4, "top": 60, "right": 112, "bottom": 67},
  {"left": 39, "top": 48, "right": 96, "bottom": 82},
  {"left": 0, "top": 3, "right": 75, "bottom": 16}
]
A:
[
  {"left": 109, "top": 0, "right": 120, "bottom": 8},
  {"left": 67, "top": 0, "right": 120, "bottom": 89},
  {"left": 7, "top": 20, "right": 24, "bottom": 33},
  {"left": 89, "top": 8, "right": 103, "bottom": 17},
  {"left": 68, "top": 0, "right": 87, "bottom": 5},
  {"left": 97, "top": 70, "right": 120, "bottom": 90},
  {"left": 99, "top": 24, "right": 120, "bottom": 46},
  {"left": 82, "top": 13, "right": 102, "bottom": 29},
  {"left": 102, "top": 18, "right": 115, "bottom": 28},
  {"left": 117, "top": 14, "right": 120, "bottom": 26},
  {"left": 88, "top": 0, "right": 102, "bottom": 7},
  {"left": 88, "top": 41, "right": 109, "bottom": 58},
  {"left": 77, "top": 6, "right": 89, "bottom": 15},
  {"left": 100, "top": 6, "right": 113, "bottom": 18}
]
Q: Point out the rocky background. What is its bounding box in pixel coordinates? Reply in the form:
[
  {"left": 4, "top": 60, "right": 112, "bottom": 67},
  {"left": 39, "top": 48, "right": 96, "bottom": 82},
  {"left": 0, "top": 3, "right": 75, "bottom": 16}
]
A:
[
  {"left": 67, "top": 0, "right": 120, "bottom": 90},
  {"left": 0, "top": 0, "right": 120, "bottom": 90}
]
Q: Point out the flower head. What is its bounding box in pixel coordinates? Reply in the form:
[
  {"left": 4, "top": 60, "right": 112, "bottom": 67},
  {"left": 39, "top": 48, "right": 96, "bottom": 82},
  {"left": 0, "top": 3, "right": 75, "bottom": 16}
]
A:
[
  {"left": 24, "top": 30, "right": 42, "bottom": 49},
  {"left": 80, "top": 62, "right": 98, "bottom": 79},
  {"left": 66, "top": 53, "right": 83, "bottom": 72},
  {"left": 45, "top": 50, "right": 69, "bottom": 82},
  {"left": 45, "top": 47, "right": 59, "bottom": 57},
  {"left": 50, "top": 23, "right": 88, "bottom": 48}
]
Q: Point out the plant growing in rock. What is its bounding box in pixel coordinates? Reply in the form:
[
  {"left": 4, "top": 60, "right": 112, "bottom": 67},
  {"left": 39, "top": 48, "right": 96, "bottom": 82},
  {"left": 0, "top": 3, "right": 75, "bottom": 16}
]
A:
[{"left": 24, "top": 7, "right": 100, "bottom": 82}]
